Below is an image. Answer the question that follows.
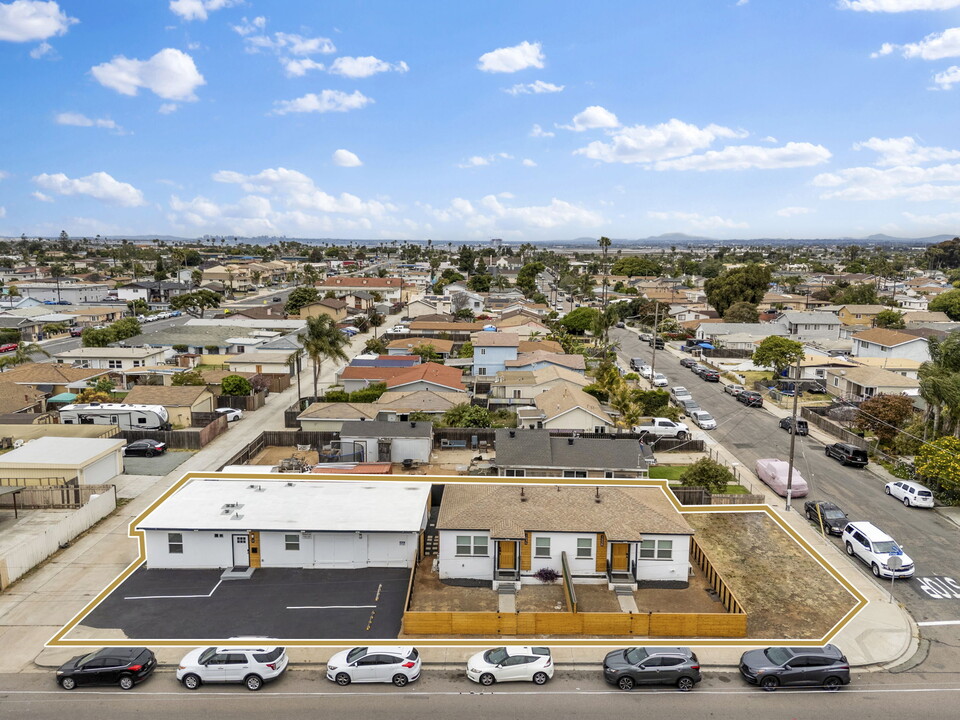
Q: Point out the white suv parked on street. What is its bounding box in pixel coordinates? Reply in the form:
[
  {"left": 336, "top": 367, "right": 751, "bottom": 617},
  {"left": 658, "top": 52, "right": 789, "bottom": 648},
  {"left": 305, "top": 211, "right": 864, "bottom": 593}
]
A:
[
  {"left": 841, "top": 521, "right": 915, "bottom": 579},
  {"left": 885, "top": 480, "right": 935, "bottom": 508},
  {"left": 177, "top": 645, "right": 288, "bottom": 691}
]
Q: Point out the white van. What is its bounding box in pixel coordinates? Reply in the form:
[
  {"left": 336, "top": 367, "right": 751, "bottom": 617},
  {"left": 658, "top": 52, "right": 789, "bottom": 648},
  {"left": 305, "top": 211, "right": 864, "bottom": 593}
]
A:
[{"left": 841, "top": 521, "right": 915, "bottom": 579}]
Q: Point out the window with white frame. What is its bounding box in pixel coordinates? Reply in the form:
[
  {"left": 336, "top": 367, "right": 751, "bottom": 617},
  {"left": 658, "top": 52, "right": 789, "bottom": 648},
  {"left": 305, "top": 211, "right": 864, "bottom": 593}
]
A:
[
  {"left": 535, "top": 536, "right": 551, "bottom": 557},
  {"left": 284, "top": 534, "right": 300, "bottom": 551},
  {"left": 563, "top": 470, "right": 587, "bottom": 478},
  {"left": 503, "top": 468, "right": 525, "bottom": 477},
  {"left": 639, "top": 539, "right": 673, "bottom": 560},
  {"left": 108, "top": 360, "right": 122, "bottom": 369},
  {"left": 168, "top": 532, "right": 183, "bottom": 554},
  {"left": 576, "top": 537, "right": 593, "bottom": 559},
  {"left": 477, "top": 367, "right": 487, "bottom": 376},
  {"left": 455, "top": 535, "right": 488, "bottom": 556}
]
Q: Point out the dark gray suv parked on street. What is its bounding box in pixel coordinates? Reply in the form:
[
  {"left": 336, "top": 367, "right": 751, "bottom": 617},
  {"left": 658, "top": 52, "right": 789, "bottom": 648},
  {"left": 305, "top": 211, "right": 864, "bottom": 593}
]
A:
[
  {"left": 603, "top": 647, "right": 701, "bottom": 691},
  {"left": 739, "top": 645, "right": 850, "bottom": 691}
]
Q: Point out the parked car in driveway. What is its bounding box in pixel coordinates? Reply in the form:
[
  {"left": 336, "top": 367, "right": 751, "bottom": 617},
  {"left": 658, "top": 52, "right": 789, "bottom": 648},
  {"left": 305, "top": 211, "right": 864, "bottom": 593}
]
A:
[
  {"left": 467, "top": 646, "right": 553, "bottom": 686},
  {"left": 57, "top": 647, "right": 156, "bottom": 690},
  {"left": 755, "top": 458, "right": 808, "bottom": 497},
  {"left": 123, "top": 439, "right": 167, "bottom": 457},
  {"left": 803, "top": 500, "right": 848, "bottom": 535},
  {"left": 778, "top": 417, "right": 808, "bottom": 435},
  {"left": 603, "top": 647, "right": 701, "bottom": 691},
  {"left": 326, "top": 647, "right": 421, "bottom": 687},
  {"left": 724, "top": 383, "right": 745, "bottom": 397},
  {"left": 885, "top": 480, "right": 935, "bottom": 508},
  {"left": 738, "top": 645, "right": 850, "bottom": 691},
  {"left": 689, "top": 410, "right": 716, "bottom": 430},
  {"left": 215, "top": 407, "right": 243, "bottom": 422},
  {"left": 738, "top": 390, "right": 763, "bottom": 407},
  {"left": 825, "top": 442, "right": 868, "bottom": 467},
  {"left": 178, "top": 645, "right": 287, "bottom": 691},
  {"left": 842, "top": 521, "right": 914, "bottom": 578}
]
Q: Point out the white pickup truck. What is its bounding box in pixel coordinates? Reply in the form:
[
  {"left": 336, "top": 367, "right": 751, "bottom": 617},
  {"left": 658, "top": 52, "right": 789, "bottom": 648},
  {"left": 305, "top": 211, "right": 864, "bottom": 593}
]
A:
[{"left": 634, "top": 417, "right": 690, "bottom": 440}]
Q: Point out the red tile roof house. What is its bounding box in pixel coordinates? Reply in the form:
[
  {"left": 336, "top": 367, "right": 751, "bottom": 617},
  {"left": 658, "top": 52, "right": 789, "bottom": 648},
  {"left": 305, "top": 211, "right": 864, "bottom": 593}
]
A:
[
  {"left": 337, "top": 362, "right": 467, "bottom": 394},
  {"left": 314, "top": 276, "right": 407, "bottom": 302}
]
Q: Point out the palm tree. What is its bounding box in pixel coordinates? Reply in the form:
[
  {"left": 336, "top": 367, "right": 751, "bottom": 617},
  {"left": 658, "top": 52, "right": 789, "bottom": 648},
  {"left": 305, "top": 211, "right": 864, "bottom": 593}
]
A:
[
  {"left": 0, "top": 342, "right": 49, "bottom": 372},
  {"left": 297, "top": 315, "right": 350, "bottom": 399}
]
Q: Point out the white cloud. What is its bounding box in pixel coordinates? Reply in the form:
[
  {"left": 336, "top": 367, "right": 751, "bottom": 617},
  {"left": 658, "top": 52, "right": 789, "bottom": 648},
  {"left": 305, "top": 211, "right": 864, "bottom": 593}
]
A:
[
  {"left": 332, "top": 149, "right": 362, "bottom": 167},
  {"left": 776, "top": 206, "right": 814, "bottom": 217},
  {"left": 854, "top": 136, "right": 960, "bottom": 165},
  {"left": 158, "top": 102, "right": 178, "bottom": 114},
  {"left": 813, "top": 163, "right": 960, "bottom": 201},
  {"left": 872, "top": 27, "right": 960, "bottom": 60},
  {"left": 91, "top": 48, "right": 205, "bottom": 101},
  {"left": 736, "top": 0, "right": 749, "bottom": 5},
  {"left": 522, "top": 158, "right": 537, "bottom": 167},
  {"left": 934, "top": 65, "right": 960, "bottom": 88},
  {"left": 841, "top": 0, "right": 960, "bottom": 11},
  {"left": 647, "top": 210, "right": 748, "bottom": 230},
  {"left": 904, "top": 210, "right": 960, "bottom": 225},
  {"left": 504, "top": 80, "right": 564, "bottom": 95},
  {"left": 169, "top": 0, "right": 238, "bottom": 22},
  {"left": 0, "top": 170, "right": 8, "bottom": 180},
  {"left": 55, "top": 112, "right": 122, "bottom": 132},
  {"left": 282, "top": 58, "right": 324, "bottom": 77},
  {"left": 530, "top": 123, "right": 554, "bottom": 138},
  {"left": 477, "top": 40, "right": 544, "bottom": 73},
  {"left": 329, "top": 56, "right": 408, "bottom": 78},
  {"left": 654, "top": 142, "right": 832, "bottom": 171},
  {"left": 231, "top": 16, "right": 265, "bottom": 36},
  {"left": 574, "top": 118, "right": 747, "bottom": 164},
  {"left": 424, "top": 194, "right": 602, "bottom": 232},
  {"left": 28, "top": 39, "right": 50, "bottom": 57},
  {"left": 271, "top": 89, "right": 373, "bottom": 115},
  {"left": 457, "top": 153, "right": 513, "bottom": 169},
  {"left": 32, "top": 190, "right": 52, "bottom": 202},
  {"left": 239, "top": 26, "right": 336, "bottom": 56},
  {"left": 0, "top": 206, "right": 5, "bottom": 218},
  {"left": 561, "top": 105, "right": 620, "bottom": 131},
  {"left": 0, "top": 1, "right": 77, "bottom": 42},
  {"left": 33, "top": 171, "right": 146, "bottom": 206}
]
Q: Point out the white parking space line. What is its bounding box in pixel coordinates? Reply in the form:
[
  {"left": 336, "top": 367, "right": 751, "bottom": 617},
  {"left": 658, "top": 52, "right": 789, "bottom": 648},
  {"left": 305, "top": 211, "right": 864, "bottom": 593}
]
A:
[
  {"left": 286, "top": 605, "right": 377, "bottom": 609},
  {"left": 917, "top": 620, "right": 960, "bottom": 626},
  {"left": 125, "top": 580, "right": 223, "bottom": 600}
]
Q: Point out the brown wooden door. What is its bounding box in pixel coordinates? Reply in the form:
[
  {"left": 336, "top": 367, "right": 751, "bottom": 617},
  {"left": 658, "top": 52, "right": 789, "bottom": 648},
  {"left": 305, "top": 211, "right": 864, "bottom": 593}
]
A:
[
  {"left": 498, "top": 541, "right": 515, "bottom": 570},
  {"left": 611, "top": 543, "right": 629, "bottom": 572},
  {"left": 248, "top": 531, "right": 262, "bottom": 568}
]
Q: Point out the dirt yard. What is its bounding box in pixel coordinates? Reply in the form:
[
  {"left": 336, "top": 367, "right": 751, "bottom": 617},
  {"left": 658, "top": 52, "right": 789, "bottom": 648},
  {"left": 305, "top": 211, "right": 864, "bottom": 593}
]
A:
[
  {"left": 407, "top": 558, "right": 498, "bottom": 611},
  {"left": 250, "top": 445, "right": 320, "bottom": 466},
  {"left": 634, "top": 562, "right": 726, "bottom": 614},
  {"left": 516, "top": 584, "right": 566, "bottom": 612},
  {"left": 686, "top": 512, "right": 858, "bottom": 638},
  {"left": 575, "top": 584, "right": 621, "bottom": 612}
]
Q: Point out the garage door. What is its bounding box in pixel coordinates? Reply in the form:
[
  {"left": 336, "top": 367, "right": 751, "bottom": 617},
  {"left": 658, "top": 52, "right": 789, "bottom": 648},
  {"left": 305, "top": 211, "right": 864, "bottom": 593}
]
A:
[
  {"left": 82, "top": 452, "right": 121, "bottom": 485},
  {"left": 313, "top": 533, "right": 366, "bottom": 567}
]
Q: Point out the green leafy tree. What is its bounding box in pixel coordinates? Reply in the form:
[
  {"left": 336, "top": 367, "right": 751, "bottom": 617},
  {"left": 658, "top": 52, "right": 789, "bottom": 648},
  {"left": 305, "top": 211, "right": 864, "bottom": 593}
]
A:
[
  {"left": 916, "top": 435, "right": 960, "bottom": 495},
  {"left": 559, "top": 306, "right": 601, "bottom": 334},
  {"left": 856, "top": 393, "right": 915, "bottom": 445},
  {"left": 610, "top": 257, "right": 663, "bottom": 277},
  {"left": 349, "top": 382, "right": 388, "bottom": 403},
  {"left": 364, "top": 337, "right": 388, "bottom": 355},
  {"left": 172, "top": 369, "right": 206, "bottom": 386},
  {"left": 285, "top": 286, "right": 320, "bottom": 315},
  {"left": 679, "top": 458, "right": 736, "bottom": 494},
  {"left": 929, "top": 289, "right": 960, "bottom": 321},
  {"left": 516, "top": 261, "right": 545, "bottom": 296},
  {"left": 112, "top": 317, "right": 142, "bottom": 340},
  {"left": 467, "top": 274, "right": 492, "bottom": 292},
  {"left": 442, "top": 403, "right": 492, "bottom": 428},
  {"left": 170, "top": 289, "right": 222, "bottom": 318},
  {"left": 723, "top": 301, "right": 760, "bottom": 323},
  {"left": 411, "top": 343, "right": 440, "bottom": 363},
  {"left": 221, "top": 374, "right": 253, "bottom": 396},
  {"left": 874, "top": 309, "right": 906, "bottom": 329},
  {"left": 925, "top": 237, "right": 960, "bottom": 270},
  {"left": 836, "top": 283, "right": 879, "bottom": 305},
  {"left": 703, "top": 263, "right": 772, "bottom": 316},
  {"left": 457, "top": 341, "right": 474, "bottom": 359},
  {"left": 81, "top": 327, "right": 117, "bottom": 348},
  {"left": 752, "top": 336, "right": 805, "bottom": 376},
  {"left": 127, "top": 299, "right": 148, "bottom": 315}
]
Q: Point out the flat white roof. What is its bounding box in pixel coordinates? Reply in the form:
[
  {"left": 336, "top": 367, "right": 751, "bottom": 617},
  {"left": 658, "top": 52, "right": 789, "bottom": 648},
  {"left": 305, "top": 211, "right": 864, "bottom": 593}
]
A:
[
  {"left": 0, "top": 436, "right": 125, "bottom": 466},
  {"left": 137, "top": 478, "right": 431, "bottom": 533},
  {"left": 56, "top": 347, "right": 166, "bottom": 358}
]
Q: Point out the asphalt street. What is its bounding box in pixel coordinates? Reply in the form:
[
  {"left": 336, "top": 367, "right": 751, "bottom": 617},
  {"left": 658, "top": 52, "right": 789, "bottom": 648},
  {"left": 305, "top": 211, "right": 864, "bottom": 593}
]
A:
[{"left": 2, "top": 667, "right": 960, "bottom": 720}]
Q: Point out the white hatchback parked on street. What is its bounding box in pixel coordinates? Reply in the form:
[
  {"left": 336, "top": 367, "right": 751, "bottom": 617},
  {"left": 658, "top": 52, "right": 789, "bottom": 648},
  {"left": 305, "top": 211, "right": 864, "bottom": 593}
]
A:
[
  {"left": 326, "top": 646, "right": 421, "bottom": 687},
  {"left": 885, "top": 480, "right": 935, "bottom": 508},
  {"left": 177, "top": 645, "right": 288, "bottom": 691},
  {"left": 466, "top": 646, "right": 554, "bottom": 686}
]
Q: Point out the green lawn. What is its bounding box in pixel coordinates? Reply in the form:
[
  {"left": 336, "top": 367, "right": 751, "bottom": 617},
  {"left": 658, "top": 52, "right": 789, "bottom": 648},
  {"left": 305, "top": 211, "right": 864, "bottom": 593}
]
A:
[{"left": 649, "top": 466, "right": 686, "bottom": 481}]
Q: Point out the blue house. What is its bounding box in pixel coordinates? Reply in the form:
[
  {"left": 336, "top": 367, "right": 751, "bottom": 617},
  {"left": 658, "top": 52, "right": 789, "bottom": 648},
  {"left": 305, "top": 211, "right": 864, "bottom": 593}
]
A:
[{"left": 472, "top": 331, "right": 520, "bottom": 378}]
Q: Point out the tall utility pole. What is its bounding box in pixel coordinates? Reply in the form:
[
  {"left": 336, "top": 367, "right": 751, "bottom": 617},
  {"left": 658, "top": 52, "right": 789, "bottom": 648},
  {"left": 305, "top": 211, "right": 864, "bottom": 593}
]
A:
[
  {"left": 785, "top": 355, "right": 802, "bottom": 511},
  {"left": 598, "top": 237, "right": 611, "bottom": 348},
  {"left": 650, "top": 302, "right": 660, "bottom": 377}
]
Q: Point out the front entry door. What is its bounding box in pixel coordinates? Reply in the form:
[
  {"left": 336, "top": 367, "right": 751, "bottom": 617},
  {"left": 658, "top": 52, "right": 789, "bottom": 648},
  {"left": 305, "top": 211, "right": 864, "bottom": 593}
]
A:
[
  {"left": 611, "top": 543, "right": 629, "bottom": 572},
  {"left": 232, "top": 534, "right": 250, "bottom": 567},
  {"left": 498, "top": 541, "right": 516, "bottom": 570}
]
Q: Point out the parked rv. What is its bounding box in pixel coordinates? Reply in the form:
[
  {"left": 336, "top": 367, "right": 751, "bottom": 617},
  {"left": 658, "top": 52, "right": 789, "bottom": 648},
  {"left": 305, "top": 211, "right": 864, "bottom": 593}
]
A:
[{"left": 59, "top": 403, "right": 171, "bottom": 431}]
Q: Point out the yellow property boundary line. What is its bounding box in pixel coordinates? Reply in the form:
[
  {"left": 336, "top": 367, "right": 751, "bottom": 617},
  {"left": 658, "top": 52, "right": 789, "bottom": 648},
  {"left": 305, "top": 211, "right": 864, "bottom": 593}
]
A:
[{"left": 48, "top": 472, "right": 868, "bottom": 648}]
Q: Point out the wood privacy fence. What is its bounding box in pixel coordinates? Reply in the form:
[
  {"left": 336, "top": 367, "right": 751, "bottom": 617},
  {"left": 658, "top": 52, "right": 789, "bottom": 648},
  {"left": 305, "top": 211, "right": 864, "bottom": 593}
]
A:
[
  {"left": 800, "top": 407, "right": 875, "bottom": 452},
  {"left": 401, "top": 610, "right": 746, "bottom": 638},
  {"left": 215, "top": 389, "right": 268, "bottom": 412},
  {"left": 120, "top": 414, "right": 227, "bottom": 450},
  {"left": 284, "top": 396, "right": 324, "bottom": 428},
  {"left": 690, "top": 537, "right": 746, "bottom": 615},
  {"left": 669, "top": 486, "right": 765, "bottom": 506}
]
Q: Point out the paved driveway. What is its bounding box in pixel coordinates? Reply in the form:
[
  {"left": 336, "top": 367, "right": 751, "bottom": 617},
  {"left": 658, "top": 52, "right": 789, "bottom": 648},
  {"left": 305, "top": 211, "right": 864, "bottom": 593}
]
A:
[
  {"left": 122, "top": 450, "right": 194, "bottom": 476},
  {"left": 80, "top": 566, "right": 411, "bottom": 640}
]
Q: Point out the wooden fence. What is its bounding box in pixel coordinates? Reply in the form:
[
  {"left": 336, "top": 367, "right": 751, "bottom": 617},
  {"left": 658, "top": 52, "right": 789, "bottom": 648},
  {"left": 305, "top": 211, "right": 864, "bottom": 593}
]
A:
[
  {"left": 215, "top": 389, "right": 268, "bottom": 412},
  {"left": 561, "top": 551, "right": 577, "bottom": 613},
  {"left": 0, "top": 483, "right": 114, "bottom": 509},
  {"left": 401, "top": 610, "right": 746, "bottom": 638},
  {"left": 120, "top": 414, "right": 226, "bottom": 450},
  {"left": 669, "top": 486, "right": 765, "bottom": 506},
  {"left": 284, "top": 396, "right": 324, "bottom": 428},
  {"left": 801, "top": 407, "right": 875, "bottom": 452},
  {"left": 690, "top": 537, "right": 746, "bottom": 615}
]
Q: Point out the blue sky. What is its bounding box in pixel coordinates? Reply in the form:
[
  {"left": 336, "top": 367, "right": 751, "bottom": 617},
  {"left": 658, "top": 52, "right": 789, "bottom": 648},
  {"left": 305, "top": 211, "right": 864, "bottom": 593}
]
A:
[{"left": 2, "top": 0, "right": 960, "bottom": 242}]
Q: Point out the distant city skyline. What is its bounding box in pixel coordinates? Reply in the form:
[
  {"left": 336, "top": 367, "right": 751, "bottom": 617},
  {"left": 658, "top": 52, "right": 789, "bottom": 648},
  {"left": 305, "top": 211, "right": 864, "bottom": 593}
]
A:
[{"left": 2, "top": 1, "right": 960, "bottom": 241}]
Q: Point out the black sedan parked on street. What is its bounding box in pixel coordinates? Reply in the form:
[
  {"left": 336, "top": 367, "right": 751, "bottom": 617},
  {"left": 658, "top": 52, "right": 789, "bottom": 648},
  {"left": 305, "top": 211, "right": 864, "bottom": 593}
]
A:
[
  {"left": 803, "top": 500, "right": 848, "bottom": 535},
  {"left": 738, "top": 390, "right": 764, "bottom": 407},
  {"left": 56, "top": 647, "right": 156, "bottom": 690},
  {"left": 123, "top": 439, "right": 167, "bottom": 457},
  {"left": 603, "top": 647, "right": 701, "bottom": 691}
]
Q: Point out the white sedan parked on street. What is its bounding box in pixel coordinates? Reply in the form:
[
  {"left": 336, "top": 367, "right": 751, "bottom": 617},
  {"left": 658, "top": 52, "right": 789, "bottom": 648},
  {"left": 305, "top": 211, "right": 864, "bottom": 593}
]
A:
[
  {"left": 215, "top": 407, "right": 243, "bottom": 422},
  {"left": 466, "top": 646, "right": 554, "bottom": 686},
  {"left": 689, "top": 410, "right": 717, "bottom": 430},
  {"left": 326, "top": 646, "right": 421, "bottom": 687},
  {"left": 652, "top": 373, "right": 668, "bottom": 387}
]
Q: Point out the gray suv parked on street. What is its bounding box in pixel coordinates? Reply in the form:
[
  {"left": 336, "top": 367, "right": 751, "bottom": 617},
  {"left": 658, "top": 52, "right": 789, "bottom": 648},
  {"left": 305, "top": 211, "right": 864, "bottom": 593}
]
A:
[
  {"left": 603, "top": 647, "right": 701, "bottom": 691},
  {"left": 739, "top": 645, "right": 850, "bottom": 691}
]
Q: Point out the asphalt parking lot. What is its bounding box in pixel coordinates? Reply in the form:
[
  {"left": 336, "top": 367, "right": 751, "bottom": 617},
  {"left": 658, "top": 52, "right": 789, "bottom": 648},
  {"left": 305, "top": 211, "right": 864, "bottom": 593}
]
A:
[
  {"left": 122, "top": 450, "right": 194, "bottom": 476},
  {"left": 80, "top": 566, "right": 411, "bottom": 640}
]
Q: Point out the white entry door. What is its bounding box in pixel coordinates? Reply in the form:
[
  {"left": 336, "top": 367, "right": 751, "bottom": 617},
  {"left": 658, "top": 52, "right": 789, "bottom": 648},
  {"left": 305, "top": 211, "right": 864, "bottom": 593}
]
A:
[{"left": 232, "top": 534, "right": 250, "bottom": 567}]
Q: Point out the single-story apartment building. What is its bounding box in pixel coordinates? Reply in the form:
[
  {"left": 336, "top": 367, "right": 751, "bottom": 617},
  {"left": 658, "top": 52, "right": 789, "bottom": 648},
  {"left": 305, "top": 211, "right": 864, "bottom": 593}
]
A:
[
  {"left": 494, "top": 429, "right": 648, "bottom": 479},
  {"left": 137, "top": 478, "right": 431, "bottom": 570},
  {"left": 339, "top": 420, "right": 433, "bottom": 464},
  {"left": 54, "top": 346, "right": 169, "bottom": 370}
]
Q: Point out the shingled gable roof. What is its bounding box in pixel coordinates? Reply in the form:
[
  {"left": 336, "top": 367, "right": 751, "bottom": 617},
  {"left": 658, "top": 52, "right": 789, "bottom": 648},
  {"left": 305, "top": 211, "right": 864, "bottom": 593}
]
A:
[
  {"left": 505, "top": 351, "right": 586, "bottom": 371},
  {"left": 494, "top": 428, "right": 643, "bottom": 471},
  {"left": 437, "top": 483, "right": 693, "bottom": 540},
  {"left": 852, "top": 328, "right": 926, "bottom": 347},
  {"left": 533, "top": 384, "right": 612, "bottom": 424},
  {"left": 123, "top": 384, "right": 211, "bottom": 407},
  {"left": 0, "top": 362, "right": 108, "bottom": 385},
  {"left": 387, "top": 362, "right": 466, "bottom": 391}
]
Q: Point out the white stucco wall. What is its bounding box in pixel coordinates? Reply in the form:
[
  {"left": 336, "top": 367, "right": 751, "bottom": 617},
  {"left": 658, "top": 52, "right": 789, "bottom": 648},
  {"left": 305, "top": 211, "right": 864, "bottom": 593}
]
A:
[
  {"left": 80, "top": 452, "right": 122, "bottom": 485},
  {"left": 634, "top": 534, "right": 691, "bottom": 583},
  {"left": 542, "top": 408, "right": 612, "bottom": 432},
  {"left": 526, "top": 532, "right": 603, "bottom": 580},
  {"left": 144, "top": 530, "right": 232, "bottom": 569},
  {"left": 438, "top": 529, "right": 493, "bottom": 580},
  {"left": 340, "top": 436, "right": 431, "bottom": 463}
]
